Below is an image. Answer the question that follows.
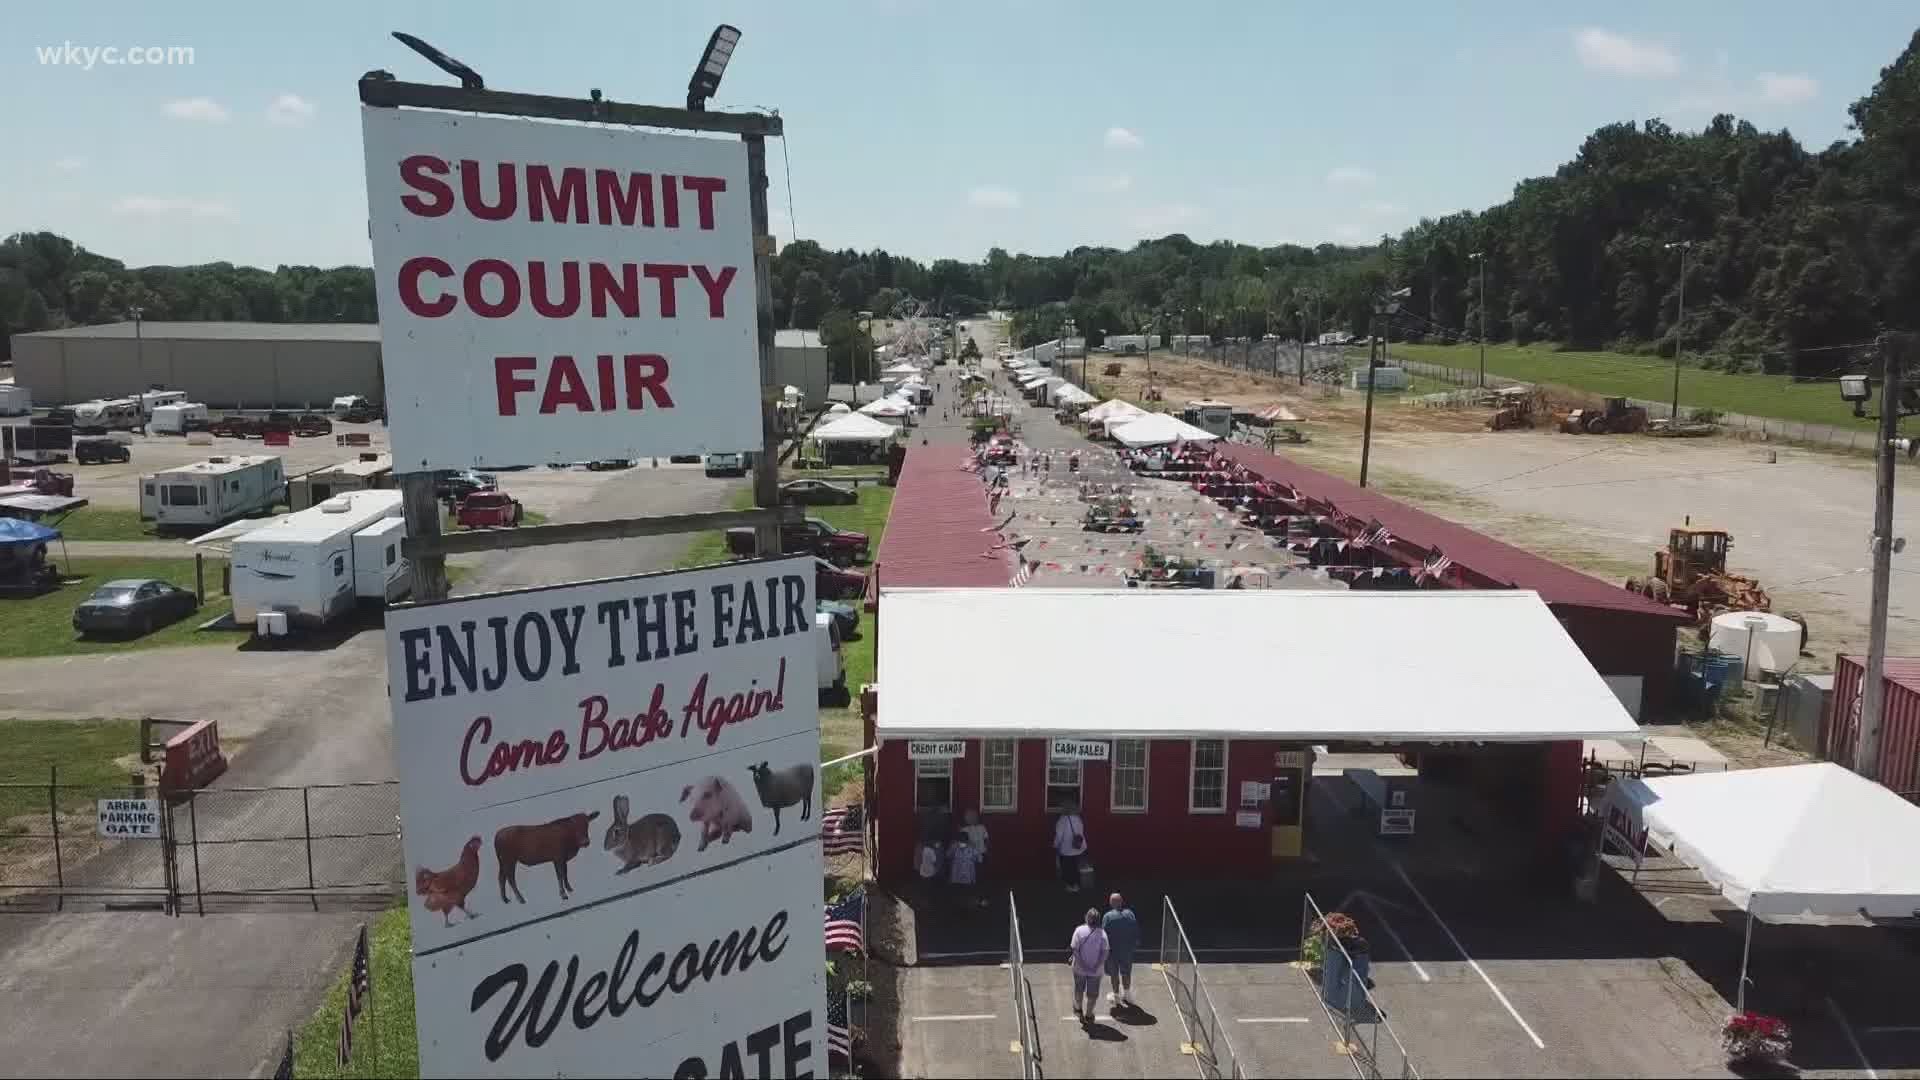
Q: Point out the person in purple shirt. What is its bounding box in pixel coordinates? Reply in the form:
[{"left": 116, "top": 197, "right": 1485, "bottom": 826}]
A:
[{"left": 1068, "top": 907, "right": 1108, "bottom": 1024}]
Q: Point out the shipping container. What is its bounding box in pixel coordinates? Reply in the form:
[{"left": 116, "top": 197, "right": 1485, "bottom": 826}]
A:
[{"left": 1821, "top": 655, "right": 1920, "bottom": 798}]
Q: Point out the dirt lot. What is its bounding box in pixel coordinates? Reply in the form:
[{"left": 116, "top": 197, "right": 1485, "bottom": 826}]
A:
[{"left": 1087, "top": 354, "right": 1917, "bottom": 668}]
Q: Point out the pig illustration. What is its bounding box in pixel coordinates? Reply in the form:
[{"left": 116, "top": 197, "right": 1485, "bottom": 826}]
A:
[{"left": 681, "top": 775, "right": 754, "bottom": 852}]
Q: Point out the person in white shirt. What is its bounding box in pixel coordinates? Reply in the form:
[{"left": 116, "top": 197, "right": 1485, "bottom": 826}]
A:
[
  {"left": 1053, "top": 802, "right": 1088, "bottom": 892},
  {"left": 960, "top": 810, "right": 990, "bottom": 907}
]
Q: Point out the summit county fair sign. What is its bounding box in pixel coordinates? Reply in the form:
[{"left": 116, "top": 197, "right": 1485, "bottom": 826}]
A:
[
  {"left": 360, "top": 107, "right": 761, "bottom": 471},
  {"left": 388, "top": 557, "right": 825, "bottom": 1078}
]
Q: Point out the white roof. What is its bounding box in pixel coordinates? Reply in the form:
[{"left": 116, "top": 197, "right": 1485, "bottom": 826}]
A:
[
  {"left": 228, "top": 490, "right": 403, "bottom": 547},
  {"left": 148, "top": 455, "right": 281, "bottom": 479},
  {"left": 1608, "top": 762, "right": 1920, "bottom": 917},
  {"left": 881, "top": 362, "right": 923, "bottom": 375},
  {"left": 811, "top": 412, "right": 899, "bottom": 443},
  {"left": 1085, "top": 399, "right": 1150, "bottom": 423},
  {"left": 876, "top": 589, "right": 1640, "bottom": 742},
  {"left": 1110, "top": 413, "right": 1221, "bottom": 447},
  {"left": 304, "top": 454, "right": 393, "bottom": 480},
  {"left": 858, "top": 398, "right": 912, "bottom": 417}
]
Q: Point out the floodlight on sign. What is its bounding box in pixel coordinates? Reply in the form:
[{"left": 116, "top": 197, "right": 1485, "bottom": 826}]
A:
[{"left": 687, "top": 24, "right": 741, "bottom": 110}]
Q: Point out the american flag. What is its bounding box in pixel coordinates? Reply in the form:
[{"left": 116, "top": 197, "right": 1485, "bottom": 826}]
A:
[
  {"left": 820, "top": 804, "right": 865, "bottom": 857},
  {"left": 336, "top": 923, "right": 371, "bottom": 1067},
  {"left": 825, "top": 985, "right": 852, "bottom": 1061},
  {"left": 825, "top": 889, "right": 865, "bottom": 953}
]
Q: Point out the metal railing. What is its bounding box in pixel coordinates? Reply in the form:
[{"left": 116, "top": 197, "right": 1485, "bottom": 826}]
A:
[
  {"left": 1301, "top": 891, "right": 1419, "bottom": 1080},
  {"left": 0, "top": 769, "right": 175, "bottom": 910},
  {"left": 1159, "top": 895, "right": 1245, "bottom": 1080},
  {"left": 1008, "top": 893, "right": 1041, "bottom": 1079}
]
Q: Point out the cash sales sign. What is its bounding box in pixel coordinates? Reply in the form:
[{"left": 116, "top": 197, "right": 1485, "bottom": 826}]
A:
[{"left": 360, "top": 108, "right": 761, "bottom": 470}]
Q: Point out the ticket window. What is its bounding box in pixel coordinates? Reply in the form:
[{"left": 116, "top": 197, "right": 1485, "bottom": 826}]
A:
[{"left": 1270, "top": 749, "right": 1310, "bottom": 858}]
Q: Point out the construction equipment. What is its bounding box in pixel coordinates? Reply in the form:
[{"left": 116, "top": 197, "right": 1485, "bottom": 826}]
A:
[
  {"left": 1627, "top": 527, "right": 1787, "bottom": 633},
  {"left": 1561, "top": 396, "right": 1649, "bottom": 435},
  {"left": 1486, "top": 387, "right": 1538, "bottom": 431},
  {"left": 1103, "top": 362, "right": 1123, "bottom": 377}
]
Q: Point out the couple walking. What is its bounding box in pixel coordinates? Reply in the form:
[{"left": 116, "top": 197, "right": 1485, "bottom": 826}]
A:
[{"left": 1068, "top": 893, "right": 1140, "bottom": 1025}]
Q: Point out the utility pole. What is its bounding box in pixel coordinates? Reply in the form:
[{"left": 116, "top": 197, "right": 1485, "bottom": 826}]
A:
[
  {"left": 1468, "top": 252, "right": 1486, "bottom": 388},
  {"left": 1359, "top": 323, "right": 1380, "bottom": 488},
  {"left": 1666, "top": 240, "right": 1691, "bottom": 421},
  {"left": 1296, "top": 309, "right": 1306, "bottom": 386},
  {"left": 1857, "top": 332, "right": 1915, "bottom": 781}
]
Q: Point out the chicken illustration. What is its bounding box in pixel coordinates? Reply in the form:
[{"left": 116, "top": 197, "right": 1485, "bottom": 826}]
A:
[{"left": 414, "top": 836, "right": 482, "bottom": 926}]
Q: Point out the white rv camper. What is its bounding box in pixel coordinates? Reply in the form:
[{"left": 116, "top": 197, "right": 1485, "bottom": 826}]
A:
[
  {"left": 139, "top": 455, "right": 286, "bottom": 527},
  {"left": 136, "top": 389, "right": 188, "bottom": 416},
  {"left": 288, "top": 453, "right": 394, "bottom": 510},
  {"left": 0, "top": 385, "right": 31, "bottom": 416},
  {"left": 148, "top": 402, "right": 210, "bottom": 435},
  {"left": 227, "top": 490, "right": 409, "bottom": 630},
  {"left": 73, "top": 398, "right": 143, "bottom": 431}
]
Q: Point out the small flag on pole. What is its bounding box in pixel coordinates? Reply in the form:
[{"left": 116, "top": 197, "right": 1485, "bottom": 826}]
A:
[
  {"left": 336, "top": 923, "right": 370, "bottom": 1067},
  {"left": 825, "top": 889, "right": 865, "bottom": 953},
  {"left": 820, "top": 804, "right": 865, "bottom": 857},
  {"left": 826, "top": 984, "right": 852, "bottom": 1061}
]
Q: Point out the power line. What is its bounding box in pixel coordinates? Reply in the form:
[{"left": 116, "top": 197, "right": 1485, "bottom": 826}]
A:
[{"left": 1459, "top": 443, "right": 1622, "bottom": 492}]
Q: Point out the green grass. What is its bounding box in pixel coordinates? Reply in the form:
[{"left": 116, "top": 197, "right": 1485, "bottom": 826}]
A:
[
  {"left": 674, "top": 488, "right": 758, "bottom": 569},
  {"left": 0, "top": 717, "right": 142, "bottom": 835},
  {"left": 43, "top": 507, "right": 161, "bottom": 542},
  {"left": 0, "top": 558, "right": 239, "bottom": 659},
  {"left": 1392, "top": 342, "right": 1873, "bottom": 429},
  {"left": 294, "top": 908, "right": 419, "bottom": 1080}
]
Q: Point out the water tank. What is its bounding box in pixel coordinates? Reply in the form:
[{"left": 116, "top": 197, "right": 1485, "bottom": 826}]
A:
[{"left": 1707, "top": 611, "right": 1802, "bottom": 675}]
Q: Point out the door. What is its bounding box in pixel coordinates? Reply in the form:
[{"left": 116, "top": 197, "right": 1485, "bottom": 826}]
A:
[{"left": 1270, "top": 750, "right": 1308, "bottom": 858}]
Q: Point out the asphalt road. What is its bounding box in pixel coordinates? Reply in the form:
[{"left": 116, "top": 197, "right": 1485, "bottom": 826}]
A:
[{"left": 0, "top": 462, "right": 745, "bottom": 1078}]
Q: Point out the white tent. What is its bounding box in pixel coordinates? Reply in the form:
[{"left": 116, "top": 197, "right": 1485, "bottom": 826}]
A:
[
  {"left": 880, "top": 362, "right": 923, "bottom": 376},
  {"left": 1110, "top": 413, "right": 1221, "bottom": 447},
  {"left": 811, "top": 412, "right": 900, "bottom": 443},
  {"left": 859, "top": 398, "right": 913, "bottom": 418},
  {"left": 1052, "top": 384, "right": 1097, "bottom": 406},
  {"left": 1602, "top": 762, "right": 1920, "bottom": 1006},
  {"left": 826, "top": 402, "right": 852, "bottom": 415},
  {"left": 1085, "top": 399, "right": 1150, "bottom": 424}
]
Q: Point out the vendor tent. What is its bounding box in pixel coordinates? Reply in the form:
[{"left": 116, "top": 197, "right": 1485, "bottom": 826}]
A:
[
  {"left": 1085, "top": 399, "right": 1149, "bottom": 424},
  {"left": 826, "top": 402, "right": 852, "bottom": 414},
  {"left": 812, "top": 412, "right": 900, "bottom": 443},
  {"left": 0, "top": 516, "right": 68, "bottom": 573},
  {"left": 1602, "top": 762, "right": 1920, "bottom": 1006},
  {"left": 859, "top": 398, "right": 913, "bottom": 418},
  {"left": 1110, "top": 413, "right": 1221, "bottom": 447},
  {"left": 1053, "top": 384, "right": 1097, "bottom": 406},
  {"left": 880, "top": 362, "right": 923, "bottom": 376},
  {"left": 1254, "top": 404, "right": 1303, "bottom": 423}
]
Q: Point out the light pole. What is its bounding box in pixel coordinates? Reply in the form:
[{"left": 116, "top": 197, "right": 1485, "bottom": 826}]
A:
[
  {"left": 1467, "top": 252, "right": 1486, "bottom": 388},
  {"left": 1665, "top": 240, "right": 1692, "bottom": 421},
  {"left": 1360, "top": 288, "right": 1411, "bottom": 489},
  {"left": 1295, "top": 309, "right": 1307, "bottom": 386},
  {"left": 857, "top": 309, "right": 874, "bottom": 386},
  {"left": 128, "top": 305, "right": 146, "bottom": 388},
  {"left": 1063, "top": 317, "right": 1077, "bottom": 386}
]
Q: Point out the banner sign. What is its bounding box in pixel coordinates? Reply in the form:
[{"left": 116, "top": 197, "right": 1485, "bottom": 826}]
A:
[
  {"left": 908, "top": 739, "right": 965, "bottom": 760},
  {"left": 361, "top": 108, "right": 761, "bottom": 470},
  {"left": 386, "top": 558, "right": 824, "bottom": 1078},
  {"left": 1049, "top": 738, "right": 1110, "bottom": 762}
]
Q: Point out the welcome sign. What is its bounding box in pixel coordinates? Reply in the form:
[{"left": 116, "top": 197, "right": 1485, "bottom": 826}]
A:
[{"left": 387, "top": 558, "right": 825, "bottom": 1078}]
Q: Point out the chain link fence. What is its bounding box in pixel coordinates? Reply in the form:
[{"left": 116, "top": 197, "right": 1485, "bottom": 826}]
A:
[
  {"left": 0, "top": 769, "right": 173, "bottom": 910},
  {"left": 1158, "top": 895, "right": 1246, "bottom": 1080}
]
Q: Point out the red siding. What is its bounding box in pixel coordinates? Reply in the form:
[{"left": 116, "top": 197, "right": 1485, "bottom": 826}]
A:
[
  {"left": 874, "top": 736, "right": 1287, "bottom": 884},
  {"left": 1821, "top": 655, "right": 1920, "bottom": 796},
  {"left": 1556, "top": 605, "right": 1679, "bottom": 716}
]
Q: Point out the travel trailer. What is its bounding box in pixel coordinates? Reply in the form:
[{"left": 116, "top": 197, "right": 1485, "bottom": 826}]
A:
[
  {"left": 148, "top": 402, "right": 210, "bottom": 435},
  {"left": 1180, "top": 400, "right": 1236, "bottom": 439},
  {"left": 73, "top": 399, "right": 144, "bottom": 432},
  {"left": 136, "top": 389, "right": 189, "bottom": 416},
  {"left": 0, "top": 385, "right": 31, "bottom": 416},
  {"left": 288, "top": 453, "right": 394, "bottom": 510},
  {"left": 138, "top": 455, "right": 286, "bottom": 527},
  {"left": 226, "top": 490, "right": 409, "bottom": 631}
]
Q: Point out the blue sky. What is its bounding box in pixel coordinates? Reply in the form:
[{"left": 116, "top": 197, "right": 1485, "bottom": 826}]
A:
[{"left": 4, "top": 1, "right": 1912, "bottom": 269}]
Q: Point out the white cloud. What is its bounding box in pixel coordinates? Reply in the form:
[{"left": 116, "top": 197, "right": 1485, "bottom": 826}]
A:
[
  {"left": 1078, "top": 173, "right": 1133, "bottom": 194},
  {"left": 1326, "top": 166, "right": 1376, "bottom": 189},
  {"left": 1573, "top": 28, "right": 1680, "bottom": 78},
  {"left": 1104, "top": 126, "right": 1144, "bottom": 151},
  {"left": 266, "top": 93, "right": 317, "bottom": 126},
  {"left": 1756, "top": 72, "right": 1818, "bottom": 105},
  {"left": 1361, "top": 200, "right": 1405, "bottom": 217},
  {"left": 112, "top": 195, "right": 236, "bottom": 220},
  {"left": 967, "top": 185, "right": 1021, "bottom": 210},
  {"left": 52, "top": 156, "right": 85, "bottom": 172},
  {"left": 162, "top": 97, "right": 230, "bottom": 122},
  {"left": 1131, "top": 203, "right": 1203, "bottom": 234}
]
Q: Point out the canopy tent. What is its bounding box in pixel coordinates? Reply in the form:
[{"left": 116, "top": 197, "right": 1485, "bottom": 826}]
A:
[
  {"left": 858, "top": 398, "right": 913, "bottom": 418},
  {"left": 825, "top": 402, "right": 852, "bottom": 415},
  {"left": 880, "top": 362, "right": 924, "bottom": 376},
  {"left": 1110, "top": 413, "right": 1221, "bottom": 447},
  {"left": 0, "top": 515, "right": 69, "bottom": 575},
  {"left": 1254, "top": 404, "right": 1304, "bottom": 423},
  {"left": 1085, "top": 399, "right": 1150, "bottom": 424},
  {"left": 1052, "top": 384, "right": 1097, "bottom": 406},
  {"left": 811, "top": 412, "right": 900, "bottom": 443},
  {"left": 1601, "top": 762, "right": 1920, "bottom": 1007}
]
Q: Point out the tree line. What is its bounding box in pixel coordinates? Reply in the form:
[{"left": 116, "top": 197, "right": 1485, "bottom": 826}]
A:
[{"left": 8, "top": 29, "right": 1919, "bottom": 379}]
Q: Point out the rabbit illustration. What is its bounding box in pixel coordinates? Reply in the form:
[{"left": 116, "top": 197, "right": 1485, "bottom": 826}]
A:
[{"left": 603, "top": 794, "right": 681, "bottom": 874}]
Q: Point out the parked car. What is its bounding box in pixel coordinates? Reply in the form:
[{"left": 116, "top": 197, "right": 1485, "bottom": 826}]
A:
[
  {"left": 816, "top": 598, "right": 860, "bottom": 638},
  {"left": 72, "top": 578, "right": 199, "bottom": 637},
  {"left": 455, "top": 490, "right": 524, "bottom": 528},
  {"left": 813, "top": 557, "right": 867, "bottom": 601},
  {"left": 342, "top": 403, "right": 383, "bottom": 424},
  {"left": 33, "top": 407, "right": 76, "bottom": 427},
  {"left": 208, "top": 415, "right": 260, "bottom": 439},
  {"left": 433, "top": 469, "right": 496, "bottom": 504},
  {"left": 587, "top": 459, "right": 634, "bottom": 471},
  {"left": 704, "top": 451, "right": 747, "bottom": 478},
  {"left": 74, "top": 438, "right": 130, "bottom": 465},
  {"left": 291, "top": 413, "right": 334, "bottom": 437},
  {"left": 669, "top": 453, "right": 703, "bottom": 464},
  {"left": 779, "top": 479, "right": 858, "bottom": 506},
  {"left": 724, "top": 517, "right": 870, "bottom": 565}
]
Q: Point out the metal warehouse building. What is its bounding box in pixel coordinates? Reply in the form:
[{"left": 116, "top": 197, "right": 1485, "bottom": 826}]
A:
[{"left": 10, "top": 321, "right": 381, "bottom": 409}]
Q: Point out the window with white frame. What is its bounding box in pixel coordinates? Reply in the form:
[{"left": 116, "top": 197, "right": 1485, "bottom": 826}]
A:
[
  {"left": 981, "top": 739, "right": 1017, "bottom": 812},
  {"left": 915, "top": 758, "right": 953, "bottom": 813},
  {"left": 1111, "top": 739, "right": 1148, "bottom": 812},
  {"left": 1045, "top": 758, "right": 1082, "bottom": 813},
  {"left": 1189, "top": 739, "right": 1227, "bottom": 812}
]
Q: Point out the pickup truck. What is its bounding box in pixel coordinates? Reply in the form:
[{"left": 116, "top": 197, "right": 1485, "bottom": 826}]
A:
[
  {"left": 455, "top": 490, "right": 524, "bottom": 528},
  {"left": 724, "top": 517, "right": 870, "bottom": 565}
]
